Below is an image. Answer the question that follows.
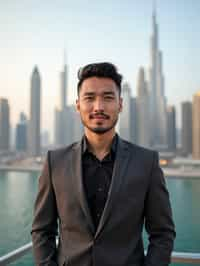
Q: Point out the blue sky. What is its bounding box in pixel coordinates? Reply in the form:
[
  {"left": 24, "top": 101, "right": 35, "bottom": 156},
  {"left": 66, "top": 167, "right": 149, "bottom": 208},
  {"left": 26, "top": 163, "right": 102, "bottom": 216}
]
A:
[{"left": 0, "top": 0, "right": 200, "bottom": 140}]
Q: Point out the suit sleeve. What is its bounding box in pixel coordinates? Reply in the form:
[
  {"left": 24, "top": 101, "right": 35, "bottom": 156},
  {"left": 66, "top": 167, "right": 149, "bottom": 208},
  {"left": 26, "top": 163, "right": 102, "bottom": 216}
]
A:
[
  {"left": 144, "top": 151, "right": 176, "bottom": 266},
  {"left": 31, "top": 151, "right": 58, "bottom": 266}
]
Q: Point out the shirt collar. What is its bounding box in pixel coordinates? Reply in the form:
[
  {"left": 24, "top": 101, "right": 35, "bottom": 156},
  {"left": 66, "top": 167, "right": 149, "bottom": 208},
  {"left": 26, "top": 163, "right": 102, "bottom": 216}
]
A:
[{"left": 82, "top": 133, "right": 118, "bottom": 156}]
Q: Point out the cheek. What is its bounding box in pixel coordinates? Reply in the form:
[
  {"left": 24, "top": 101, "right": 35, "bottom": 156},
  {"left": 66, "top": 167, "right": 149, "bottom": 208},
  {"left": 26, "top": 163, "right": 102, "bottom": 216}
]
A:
[
  {"left": 107, "top": 104, "right": 121, "bottom": 114},
  {"left": 79, "top": 103, "right": 92, "bottom": 113}
]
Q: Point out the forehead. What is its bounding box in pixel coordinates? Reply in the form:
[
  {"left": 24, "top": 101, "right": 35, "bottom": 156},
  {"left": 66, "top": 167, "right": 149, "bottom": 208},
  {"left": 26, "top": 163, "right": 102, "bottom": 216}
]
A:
[{"left": 80, "top": 77, "right": 118, "bottom": 95}]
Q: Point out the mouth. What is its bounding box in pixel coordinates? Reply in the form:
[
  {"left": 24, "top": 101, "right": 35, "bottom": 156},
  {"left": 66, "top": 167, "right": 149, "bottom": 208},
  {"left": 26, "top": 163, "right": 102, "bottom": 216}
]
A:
[
  {"left": 93, "top": 116, "right": 106, "bottom": 120},
  {"left": 90, "top": 114, "right": 109, "bottom": 120}
]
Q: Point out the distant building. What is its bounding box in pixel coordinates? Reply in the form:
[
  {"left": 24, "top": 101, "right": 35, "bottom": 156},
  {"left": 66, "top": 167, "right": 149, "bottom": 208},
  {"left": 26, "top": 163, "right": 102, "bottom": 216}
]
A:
[
  {"left": 54, "top": 53, "right": 72, "bottom": 146},
  {"left": 54, "top": 104, "right": 83, "bottom": 147},
  {"left": 181, "top": 101, "right": 192, "bottom": 156},
  {"left": 41, "top": 130, "right": 50, "bottom": 147},
  {"left": 192, "top": 92, "right": 200, "bottom": 159},
  {"left": 60, "top": 51, "right": 68, "bottom": 109},
  {"left": 28, "top": 66, "right": 41, "bottom": 157},
  {"left": 0, "top": 98, "right": 10, "bottom": 151},
  {"left": 16, "top": 112, "right": 27, "bottom": 152},
  {"left": 70, "top": 105, "right": 84, "bottom": 142},
  {"left": 62, "top": 106, "right": 74, "bottom": 145},
  {"left": 54, "top": 106, "right": 72, "bottom": 147},
  {"left": 136, "top": 67, "right": 150, "bottom": 147},
  {"left": 130, "top": 97, "right": 137, "bottom": 144},
  {"left": 54, "top": 107, "right": 62, "bottom": 146},
  {"left": 167, "top": 105, "right": 176, "bottom": 151},
  {"left": 119, "top": 82, "right": 132, "bottom": 141},
  {"left": 149, "top": 10, "right": 167, "bottom": 147}
]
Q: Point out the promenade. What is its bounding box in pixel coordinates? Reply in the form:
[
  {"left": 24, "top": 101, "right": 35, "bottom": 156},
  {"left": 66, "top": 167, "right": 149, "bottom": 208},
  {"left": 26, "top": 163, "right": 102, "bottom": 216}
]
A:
[{"left": 0, "top": 163, "right": 200, "bottom": 178}]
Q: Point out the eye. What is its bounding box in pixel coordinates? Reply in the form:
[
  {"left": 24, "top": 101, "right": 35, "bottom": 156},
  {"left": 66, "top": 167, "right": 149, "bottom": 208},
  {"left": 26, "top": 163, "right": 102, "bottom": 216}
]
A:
[
  {"left": 84, "top": 96, "right": 94, "bottom": 101},
  {"left": 104, "top": 95, "right": 114, "bottom": 100}
]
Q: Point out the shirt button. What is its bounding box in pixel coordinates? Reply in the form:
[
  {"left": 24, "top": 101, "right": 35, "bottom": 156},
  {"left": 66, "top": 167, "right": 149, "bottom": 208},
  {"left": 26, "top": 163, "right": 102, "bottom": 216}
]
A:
[
  {"left": 97, "top": 213, "right": 101, "bottom": 217},
  {"left": 98, "top": 187, "right": 103, "bottom": 192}
]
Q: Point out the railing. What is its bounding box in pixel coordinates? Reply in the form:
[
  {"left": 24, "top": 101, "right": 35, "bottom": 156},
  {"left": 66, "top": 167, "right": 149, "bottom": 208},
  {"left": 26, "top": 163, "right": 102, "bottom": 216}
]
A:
[
  {"left": 0, "top": 242, "right": 32, "bottom": 266},
  {"left": 0, "top": 242, "right": 200, "bottom": 265}
]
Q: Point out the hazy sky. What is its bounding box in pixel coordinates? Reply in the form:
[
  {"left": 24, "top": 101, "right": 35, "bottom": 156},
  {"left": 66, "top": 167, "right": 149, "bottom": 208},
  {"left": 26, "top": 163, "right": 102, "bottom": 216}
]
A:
[{"left": 0, "top": 0, "right": 200, "bottom": 141}]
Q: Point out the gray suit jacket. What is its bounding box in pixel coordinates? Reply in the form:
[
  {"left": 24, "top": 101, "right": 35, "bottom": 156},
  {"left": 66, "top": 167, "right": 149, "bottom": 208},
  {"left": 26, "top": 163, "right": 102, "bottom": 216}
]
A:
[{"left": 31, "top": 137, "right": 175, "bottom": 266}]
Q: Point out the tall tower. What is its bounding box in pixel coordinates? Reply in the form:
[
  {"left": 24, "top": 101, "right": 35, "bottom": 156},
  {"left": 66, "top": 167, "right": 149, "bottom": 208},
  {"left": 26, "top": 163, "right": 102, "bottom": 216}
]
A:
[
  {"left": 28, "top": 66, "right": 41, "bottom": 157},
  {"left": 192, "top": 92, "right": 200, "bottom": 159},
  {"left": 130, "top": 97, "right": 137, "bottom": 144},
  {"left": 136, "top": 67, "right": 150, "bottom": 147},
  {"left": 54, "top": 50, "right": 72, "bottom": 146},
  {"left": 119, "top": 82, "right": 132, "bottom": 141},
  {"left": 167, "top": 105, "right": 176, "bottom": 151},
  {"left": 16, "top": 112, "right": 27, "bottom": 152},
  {"left": 0, "top": 98, "right": 10, "bottom": 151},
  {"left": 149, "top": 8, "right": 167, "bottom": 147},
  {"left": 181, "top": 101, "right": 192, "bottom": 156},
  {"left": 60, "top": 50, "right": 68, "bottom": 109}
]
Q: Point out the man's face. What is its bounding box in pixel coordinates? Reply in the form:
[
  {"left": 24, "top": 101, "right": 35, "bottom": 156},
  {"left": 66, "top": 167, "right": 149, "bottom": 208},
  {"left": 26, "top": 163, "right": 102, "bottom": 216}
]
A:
[{"left": 76, "top": 77, "right": 123, "bottom": 134}]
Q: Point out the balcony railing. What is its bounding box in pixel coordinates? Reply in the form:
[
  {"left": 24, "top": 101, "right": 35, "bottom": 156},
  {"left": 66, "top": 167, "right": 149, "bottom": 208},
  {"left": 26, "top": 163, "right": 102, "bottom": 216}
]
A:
[{"left": 0, "top": 242, "right": 200, "bottom": 266}]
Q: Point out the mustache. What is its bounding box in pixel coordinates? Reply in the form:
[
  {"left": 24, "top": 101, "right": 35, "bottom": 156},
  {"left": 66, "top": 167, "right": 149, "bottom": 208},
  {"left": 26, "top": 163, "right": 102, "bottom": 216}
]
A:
[{"left": 89, "top": 112, "right": 110, "bottom": 119}]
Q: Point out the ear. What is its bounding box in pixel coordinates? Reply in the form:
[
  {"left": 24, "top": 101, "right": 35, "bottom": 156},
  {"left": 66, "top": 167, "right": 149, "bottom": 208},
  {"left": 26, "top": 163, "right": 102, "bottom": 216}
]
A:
[
  {"left": 76, "top": 99, "right": 80, "bottom": 113},
  {"left": 119, "top": 97, "right": 123, "bottom": 112}
]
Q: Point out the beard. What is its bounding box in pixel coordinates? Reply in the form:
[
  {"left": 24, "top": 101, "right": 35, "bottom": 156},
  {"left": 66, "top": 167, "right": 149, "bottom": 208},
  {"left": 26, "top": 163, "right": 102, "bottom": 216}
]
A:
[{"left": 80, "top": 115, "right": 119, "bottom": 135}]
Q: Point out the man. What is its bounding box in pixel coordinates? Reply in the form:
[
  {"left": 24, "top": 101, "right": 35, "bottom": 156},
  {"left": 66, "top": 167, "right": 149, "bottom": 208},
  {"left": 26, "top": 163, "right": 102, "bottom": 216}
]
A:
[{"left": 31, "top": 62, "right": 176, "bottom": 266}]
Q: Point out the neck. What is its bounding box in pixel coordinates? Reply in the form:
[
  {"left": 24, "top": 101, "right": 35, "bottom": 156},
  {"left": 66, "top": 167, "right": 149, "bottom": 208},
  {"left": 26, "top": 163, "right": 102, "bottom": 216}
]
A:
[{"left": 84, "top": 128, "right": 116, "bottom": 158}]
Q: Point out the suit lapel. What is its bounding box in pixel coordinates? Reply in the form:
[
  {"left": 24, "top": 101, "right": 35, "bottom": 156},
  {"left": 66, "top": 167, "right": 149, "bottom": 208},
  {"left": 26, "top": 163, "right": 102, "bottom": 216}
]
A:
[
  {"left": 95, "top": 137, "right": 131, "bottom": 238},
  {"left": 71, "top": 141, "right": 95, "bottom": 234}
]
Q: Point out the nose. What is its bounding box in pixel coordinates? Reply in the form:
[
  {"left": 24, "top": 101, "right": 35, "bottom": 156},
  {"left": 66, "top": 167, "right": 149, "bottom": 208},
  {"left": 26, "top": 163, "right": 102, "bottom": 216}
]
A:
[{"left": 93, "top": 98, "right": 104, "bottom": 112}]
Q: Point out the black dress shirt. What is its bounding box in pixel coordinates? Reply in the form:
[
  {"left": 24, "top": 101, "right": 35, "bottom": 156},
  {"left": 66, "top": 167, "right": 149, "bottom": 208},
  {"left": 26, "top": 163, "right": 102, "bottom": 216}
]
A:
[{"left": 82, "top": 134, "right": 118, "bottom": 230}]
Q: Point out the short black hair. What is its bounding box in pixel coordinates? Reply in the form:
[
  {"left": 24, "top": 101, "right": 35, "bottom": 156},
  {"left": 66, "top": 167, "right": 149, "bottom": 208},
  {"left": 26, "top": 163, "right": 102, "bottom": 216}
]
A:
[{"left": 77, "top": 62, "right": 122, "bottom": 95}]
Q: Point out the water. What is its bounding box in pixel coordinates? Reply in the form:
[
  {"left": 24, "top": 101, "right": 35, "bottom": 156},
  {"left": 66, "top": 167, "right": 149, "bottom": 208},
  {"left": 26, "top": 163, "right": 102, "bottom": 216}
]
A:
[
  {"left": 0, "top": 170, "right": 200, "bottom": 266},
  {"left": 0, "top": 171, "right": 37, "bottom": 266}
]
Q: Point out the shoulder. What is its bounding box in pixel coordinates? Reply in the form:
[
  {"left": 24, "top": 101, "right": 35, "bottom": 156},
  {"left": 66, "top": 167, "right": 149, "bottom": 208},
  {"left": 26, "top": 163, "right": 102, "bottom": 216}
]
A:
[
  {"left": 119, "top": 137, "right": 157, "bottom": 159},
  {"left": 47, "top": 141, "right": 81, "bottom": 162},
  {"left": 118, "top": 137, "right": 159, "bottom": 170}
]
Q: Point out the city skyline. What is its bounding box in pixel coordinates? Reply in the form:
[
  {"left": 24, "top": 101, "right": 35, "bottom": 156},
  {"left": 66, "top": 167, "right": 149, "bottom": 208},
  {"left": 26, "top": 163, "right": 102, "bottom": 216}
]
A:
[{"left": 0, "top": 1, "right": 200, "bottom": 141}]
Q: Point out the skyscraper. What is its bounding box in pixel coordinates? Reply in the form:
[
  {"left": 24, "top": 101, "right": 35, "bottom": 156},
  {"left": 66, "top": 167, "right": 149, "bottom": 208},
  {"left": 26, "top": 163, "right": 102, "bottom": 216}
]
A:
[
  {"left": 181, "top": 101, "right": 192, "bottom": 156},
  {"left": 167, "top": 105, "right": 176, "bottom": 151},
  {"left": 136, "top": 67, "right": 150, "bottom": 147},
  {"left": 0, "top": 98, "right": 10, "bottom": 151},
  {"left": 28, "top": 66, "right": 41, "bottom": 157},
  {"left": 54, "top": 52, "right": 71, "bottom": 146},
  {"left": 192, "top": 92, "right": 200, "bottom": 159},
  {"left": 41, "top": 130, "right": 50, "bottom": 147},
  {"left": 149, "top": 9, "right": 167, "bottom": 147},
  {"left": 60, "top": 50, "right": 68, "bottom": 109},
  {"left": 54, "top": 107, "right": 62, "bottom": 146},
  {"left": 130, "top": 97, "right": 137, "bottom": 144},
  {"left": 16, "top": 112, "right": 27, "bottom": 152},
  {"left": 119, "top": 82, "right": 132, "bottom": 141},
  {"left": 70, "top": 105, "right": 84, "bottom": 142}
]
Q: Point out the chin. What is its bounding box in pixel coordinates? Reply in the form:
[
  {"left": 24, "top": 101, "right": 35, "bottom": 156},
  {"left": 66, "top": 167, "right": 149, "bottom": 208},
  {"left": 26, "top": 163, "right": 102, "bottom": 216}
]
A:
[
  {"left": 82, "top": 118, "right": 118, "bottom": 135},
  {"left": 87, "top": 125, "right": 115, "bottom": 135},
  {"left": 91, "top": 128, "right": 110, "bottom": 134}
]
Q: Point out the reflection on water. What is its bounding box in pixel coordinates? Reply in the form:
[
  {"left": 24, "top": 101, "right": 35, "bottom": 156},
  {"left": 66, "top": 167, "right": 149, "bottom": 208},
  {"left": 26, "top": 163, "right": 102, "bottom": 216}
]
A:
[
  {"left": 167, "top": 179, "right": 200, "bottom": 253},
  {"left": 0, "top": 171, "right": 200, "bottom": 266},
  {"left": 0, "top": 170, "right": 38, "bottom": 263}
]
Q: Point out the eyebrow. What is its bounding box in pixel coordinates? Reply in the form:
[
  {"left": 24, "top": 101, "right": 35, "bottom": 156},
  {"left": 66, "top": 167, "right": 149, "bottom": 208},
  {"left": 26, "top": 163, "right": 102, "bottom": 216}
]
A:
[{"left": 83, "top": 91, "right": 115, "bottom": 96}]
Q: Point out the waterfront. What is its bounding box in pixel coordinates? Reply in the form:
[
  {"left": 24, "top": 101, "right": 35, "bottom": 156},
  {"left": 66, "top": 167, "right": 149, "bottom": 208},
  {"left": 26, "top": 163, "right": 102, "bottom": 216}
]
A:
[{"left": 0, "top": 170, "right": 200, "bottom": 266}]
